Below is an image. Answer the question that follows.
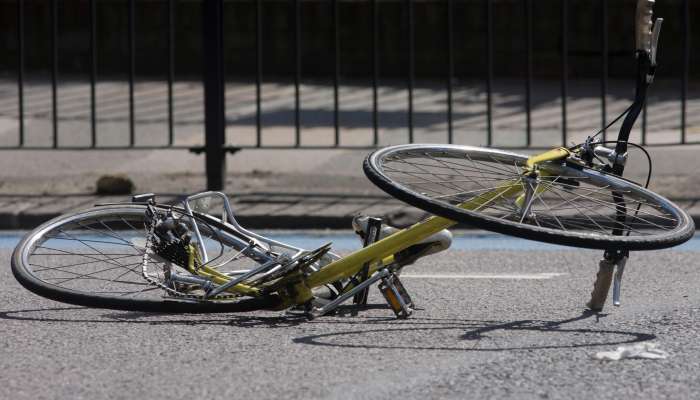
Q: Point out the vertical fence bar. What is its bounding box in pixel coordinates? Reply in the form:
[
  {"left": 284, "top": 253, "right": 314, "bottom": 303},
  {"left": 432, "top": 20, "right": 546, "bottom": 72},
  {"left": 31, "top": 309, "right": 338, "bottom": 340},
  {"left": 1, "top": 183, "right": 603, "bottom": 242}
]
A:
[
  {"left": 167, "top": 0, "right": 175, "bottom": 146},
  {"left": 372, "top": 0, "right": 379, "bottom": 145},
  {"left": 524, "top": 0, "right": 532, "bottom": 147},
  {"left": 255, "top": 0, "right": 262, "bottom": 147},
  {"left": 333, "top": 0, "right": 340, "bottom": 146},
  {"left": 560, "top": 0, "right": 568, "bottom": 146},
  {"left": 51, "top": 0, "right": 58, "bottom": 148},
  {"left": 681, "top": 0, "right": 689, "bottom": 144},
  {"left": 600, "top": 0, "right": 608, "bottom": 141},
  {"left": 446, "top": 0, "right": 454, "bottom": 144},
  {"left": 642, "top": 100, "right": 647, "bottom": 145},
  {"left": 17, "top": 0, "right": 24, "bottom": 146},
  {"left": 406, "top": 0, "right": 414, "bottom": 143},
  {"left": 485, "top": 0, "right": 493, "bottom": 146},
  {"left": 293, "top": 0, "right": 301, "bottom": 147},
  {"left": 128, "top": 0, "right": 135, "bottom": 146},
  {"left": 90, "top": 0, "right": 97, "bottom": 148},
  {"left": 203, "top": 0, "right": 226, "bottom": 190}
]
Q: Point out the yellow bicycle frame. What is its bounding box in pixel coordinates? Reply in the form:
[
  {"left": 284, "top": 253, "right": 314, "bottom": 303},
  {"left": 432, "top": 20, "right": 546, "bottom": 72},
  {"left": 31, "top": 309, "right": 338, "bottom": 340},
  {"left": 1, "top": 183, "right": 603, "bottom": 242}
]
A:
[{"left": 202, "top": 147, "right": 572, "bottom": 304}]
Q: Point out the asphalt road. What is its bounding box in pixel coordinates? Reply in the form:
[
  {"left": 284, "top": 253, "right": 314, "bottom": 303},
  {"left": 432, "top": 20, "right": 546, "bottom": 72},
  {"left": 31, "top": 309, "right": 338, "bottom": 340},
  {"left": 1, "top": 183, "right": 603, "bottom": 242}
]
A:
[{"left": 2, "top": 236, "right": 700, "bottom": 400}]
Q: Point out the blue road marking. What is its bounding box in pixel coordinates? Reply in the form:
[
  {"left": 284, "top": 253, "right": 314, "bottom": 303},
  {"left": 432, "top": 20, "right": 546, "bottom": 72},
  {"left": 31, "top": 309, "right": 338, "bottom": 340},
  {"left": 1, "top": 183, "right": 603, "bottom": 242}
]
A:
[{"left": 2, "top": 231, "right": 699, "bottom": 252}]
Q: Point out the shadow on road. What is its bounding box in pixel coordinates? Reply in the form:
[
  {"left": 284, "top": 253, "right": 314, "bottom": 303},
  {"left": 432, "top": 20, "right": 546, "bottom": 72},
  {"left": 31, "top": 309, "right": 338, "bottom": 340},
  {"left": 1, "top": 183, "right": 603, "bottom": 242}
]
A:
[
  {"left": 0, "top": 306, "right": 308, "bottom": 328},
  {"left": 0, "top": 306, "right": 655, "bottom": 352},
  {"left": 292, "top": 310, "right": 657, "bottom": 351}
]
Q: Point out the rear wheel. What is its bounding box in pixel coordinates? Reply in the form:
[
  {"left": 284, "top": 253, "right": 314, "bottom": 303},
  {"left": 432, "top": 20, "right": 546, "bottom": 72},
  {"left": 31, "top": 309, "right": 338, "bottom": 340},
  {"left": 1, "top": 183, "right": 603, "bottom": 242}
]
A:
[
  {"left": 364, "top": 144, "right": 694, "bottom": 250},
  {"left": 12, "top": 205, "right": 280, "bottom": 312}
]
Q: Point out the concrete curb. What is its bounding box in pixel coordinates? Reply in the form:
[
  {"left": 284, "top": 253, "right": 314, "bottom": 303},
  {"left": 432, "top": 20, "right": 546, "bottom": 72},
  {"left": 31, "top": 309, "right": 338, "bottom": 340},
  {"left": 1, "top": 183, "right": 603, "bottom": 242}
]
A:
[
  {"left": 0, "top": 212, "right": 356, "bottom": 230},
  {"left": 3, "top": 210, "right": 700, "bottom": 232}
]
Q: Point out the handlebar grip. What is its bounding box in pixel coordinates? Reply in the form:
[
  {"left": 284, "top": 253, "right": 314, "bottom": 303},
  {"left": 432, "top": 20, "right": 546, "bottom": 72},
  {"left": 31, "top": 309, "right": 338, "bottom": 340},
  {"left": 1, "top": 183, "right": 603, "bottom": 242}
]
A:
[{"left": 636, "top": 0, "right": 655, "bottom": 53}]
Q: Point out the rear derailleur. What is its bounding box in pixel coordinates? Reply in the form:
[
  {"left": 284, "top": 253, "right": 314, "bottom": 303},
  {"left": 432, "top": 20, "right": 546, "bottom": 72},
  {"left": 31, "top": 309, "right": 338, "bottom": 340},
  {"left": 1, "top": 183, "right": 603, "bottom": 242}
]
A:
[
  {"left": 145, "top": 206, "right": 194, "bottom": 269},
  {"left": 143, "top": 207, "right": 216, "bottom": 297}
]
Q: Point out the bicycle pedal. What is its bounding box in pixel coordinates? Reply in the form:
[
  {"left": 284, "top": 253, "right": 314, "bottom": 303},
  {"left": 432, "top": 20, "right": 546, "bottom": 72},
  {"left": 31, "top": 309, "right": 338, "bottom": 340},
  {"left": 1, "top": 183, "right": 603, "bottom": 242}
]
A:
[{"left": 378, "top": 273, "right": 414, "bottom": 319}]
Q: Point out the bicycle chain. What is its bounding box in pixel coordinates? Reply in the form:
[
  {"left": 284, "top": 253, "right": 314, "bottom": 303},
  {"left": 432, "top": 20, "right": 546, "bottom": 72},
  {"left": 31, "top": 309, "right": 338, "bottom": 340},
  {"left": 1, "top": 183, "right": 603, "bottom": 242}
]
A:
[{"left": 140, "top": 220, "right": 238, "bottom": 301}]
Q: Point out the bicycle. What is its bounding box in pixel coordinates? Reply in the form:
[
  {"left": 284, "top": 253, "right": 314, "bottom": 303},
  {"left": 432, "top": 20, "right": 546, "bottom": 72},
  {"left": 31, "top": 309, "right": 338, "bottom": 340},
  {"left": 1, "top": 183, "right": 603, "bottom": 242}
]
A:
[{"left": 11, "top": 0, "right": 694, "bottom": 319}]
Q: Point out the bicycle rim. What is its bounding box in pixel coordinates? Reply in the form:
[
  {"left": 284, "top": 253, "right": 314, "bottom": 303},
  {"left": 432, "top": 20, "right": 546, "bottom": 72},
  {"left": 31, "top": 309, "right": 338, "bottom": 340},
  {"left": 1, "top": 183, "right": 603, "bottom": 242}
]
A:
[{"left": 364, "top": 144, "right": 694, "bottom": 250}]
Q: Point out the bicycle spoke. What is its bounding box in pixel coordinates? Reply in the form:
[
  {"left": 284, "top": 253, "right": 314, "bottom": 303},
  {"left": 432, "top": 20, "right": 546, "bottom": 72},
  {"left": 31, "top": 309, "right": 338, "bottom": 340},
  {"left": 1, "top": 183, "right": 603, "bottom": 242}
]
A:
[
  {"left": 546, "top": 187, "right": 666, "bottom": 234},
  {"left": 394, "top": 157, "right": 473, "bottom": 197},
  {"left": 387, "top": 158, "right": 509, "bottom": 179},
  {"left": 48, "top": 261, "right": 143, "bottom": 286},
  {"left": 390, "top": 156, "right": 516, "bottom": 179},
  {"left": 426, "top": 150, "right": 517, "bottom": 180},
  {"left": 539, "top": 186, "right": 609, "bottom": 234},
  {"left": 120, "top": 216, "right": 144, "bottom": 234},
  {"left": 445, "top": 151, "right": 519, "bottom": 176},
  {"left": 401, "top": 176, "right": 523, "bottom": 185},
  {"left": 100, "top": 262, "right": 145, "bottom": 292},
  {"left": 35, "top": 245, "right": 139, "bottom": 269},
  {"left": 77, "top": 220, "right": 135, "bottom": 246},
  {"left": 45, "top": 235, "right": 140, "bottom": 247},
  {"left": 31, "top": 253, "right": 142, "bottom": 273},
  {"left": 117, "top": 286, "right": 161, "bottom": 297},
  {"left": 547, "top": 186, "right": 676, "bottom": 229}
]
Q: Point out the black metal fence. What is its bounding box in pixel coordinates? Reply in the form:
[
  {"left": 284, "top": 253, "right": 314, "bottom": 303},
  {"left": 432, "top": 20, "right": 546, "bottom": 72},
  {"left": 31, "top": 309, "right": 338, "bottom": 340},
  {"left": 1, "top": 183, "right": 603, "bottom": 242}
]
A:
[{"left": 0, "top": 0, "right": 696, "bottom": 190}]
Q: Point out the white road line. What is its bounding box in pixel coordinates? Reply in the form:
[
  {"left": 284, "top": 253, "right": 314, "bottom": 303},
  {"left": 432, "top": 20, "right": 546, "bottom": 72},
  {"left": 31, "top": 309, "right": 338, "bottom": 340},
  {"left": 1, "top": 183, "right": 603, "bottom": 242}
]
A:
[{"left": 401, "top": 273, "right": 567, "bottom": 280}]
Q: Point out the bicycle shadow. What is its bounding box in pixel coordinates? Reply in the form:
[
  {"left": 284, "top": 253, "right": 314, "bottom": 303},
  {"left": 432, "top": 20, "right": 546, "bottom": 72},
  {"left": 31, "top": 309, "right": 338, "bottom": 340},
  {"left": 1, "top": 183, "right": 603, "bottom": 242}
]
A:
[
  {"left": 0, "top": 302, "right": 396, "bottom": 328},
  {"left": 0, "top": 306, "right": 655, "bottom": 351},
  {"left": 0, "top": 306, "right": 309, "bottom": 328},
  {"left": 292, "top": 311, "right": 657, "bottom": 352}
]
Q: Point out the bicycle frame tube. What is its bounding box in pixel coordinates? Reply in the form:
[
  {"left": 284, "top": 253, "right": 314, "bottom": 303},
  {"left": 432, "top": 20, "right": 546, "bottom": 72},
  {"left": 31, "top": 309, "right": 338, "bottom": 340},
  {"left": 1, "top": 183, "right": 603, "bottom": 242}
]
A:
[{"left": 525, "top": 148, "right": 571, "bottom": 170}]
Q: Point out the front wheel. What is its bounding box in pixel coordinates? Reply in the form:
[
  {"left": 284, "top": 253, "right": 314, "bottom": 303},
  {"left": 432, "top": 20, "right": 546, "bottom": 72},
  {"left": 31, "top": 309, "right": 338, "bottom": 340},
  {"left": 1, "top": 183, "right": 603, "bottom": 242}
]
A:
[
  {"left": 364, "top": 144, "right": 694, "bottom": 250},
  {"left": 12, "top": 205, "right": 280, "bottom": 312}
]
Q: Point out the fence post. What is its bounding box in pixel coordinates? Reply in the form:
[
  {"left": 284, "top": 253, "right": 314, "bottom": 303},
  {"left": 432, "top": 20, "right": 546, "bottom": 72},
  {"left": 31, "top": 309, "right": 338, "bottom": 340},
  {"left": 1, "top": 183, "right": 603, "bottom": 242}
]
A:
[{"left": 202, "top": 0, "right": 226, "bottom": 190}]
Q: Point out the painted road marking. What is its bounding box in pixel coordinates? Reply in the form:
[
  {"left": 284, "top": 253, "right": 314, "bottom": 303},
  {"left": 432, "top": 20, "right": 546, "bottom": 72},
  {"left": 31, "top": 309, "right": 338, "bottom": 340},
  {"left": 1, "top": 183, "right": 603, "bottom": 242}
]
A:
[{"left": 401, "top": 272, "right": 567, "bottom": 280}]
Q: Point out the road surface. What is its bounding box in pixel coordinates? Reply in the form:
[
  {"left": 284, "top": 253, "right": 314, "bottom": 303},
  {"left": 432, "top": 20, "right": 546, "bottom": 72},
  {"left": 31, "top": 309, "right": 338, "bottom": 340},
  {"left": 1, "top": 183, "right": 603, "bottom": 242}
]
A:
[{"left": 1, "top": 232, "right": 699, "bottom": 399}]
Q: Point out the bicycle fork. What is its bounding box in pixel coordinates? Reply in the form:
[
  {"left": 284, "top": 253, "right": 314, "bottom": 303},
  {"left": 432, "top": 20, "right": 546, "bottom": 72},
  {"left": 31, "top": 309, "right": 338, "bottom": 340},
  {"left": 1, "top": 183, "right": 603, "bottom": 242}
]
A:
[{"left": 587, "top": 250, "right": 628, "bottom": 311}]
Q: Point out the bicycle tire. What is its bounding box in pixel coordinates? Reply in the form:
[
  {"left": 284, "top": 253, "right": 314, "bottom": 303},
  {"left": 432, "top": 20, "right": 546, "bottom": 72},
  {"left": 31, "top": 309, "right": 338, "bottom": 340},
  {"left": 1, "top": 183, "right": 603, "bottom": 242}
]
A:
[
  {"left": 12, "top": 204, "right": 281, "bottom": 312},
  {"left": 364, "top": 144, "right": 694, "bottom": 250}
]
